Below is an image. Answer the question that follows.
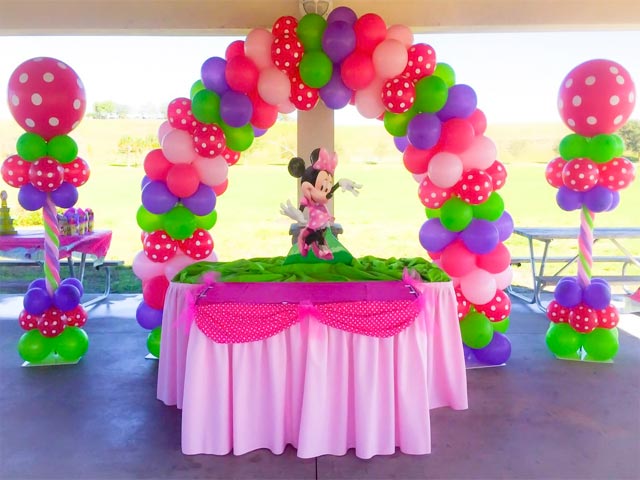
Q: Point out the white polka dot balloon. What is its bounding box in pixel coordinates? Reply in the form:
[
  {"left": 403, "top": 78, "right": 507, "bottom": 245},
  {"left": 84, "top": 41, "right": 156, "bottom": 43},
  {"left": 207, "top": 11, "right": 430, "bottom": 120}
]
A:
[
  {"left": 557, "top": 59, "right": 635, "bottom": 137},
  {"left": 7, "top": 57, "right": 86, "bottom": 140}
]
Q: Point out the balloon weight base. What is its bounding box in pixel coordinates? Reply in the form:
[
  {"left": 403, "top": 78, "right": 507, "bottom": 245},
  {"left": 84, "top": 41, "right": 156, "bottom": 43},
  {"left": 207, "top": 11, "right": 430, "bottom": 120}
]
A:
[
  {"left": 555, "top": 349, "right": 613, "bottom": 364},
  {"left": 21, "top": 352, "right": 81, "bottom": 367},
  {"left": 465, "top": 358, "right": 506, "bottom": 369},
  {"left": 145, "top": 353, "right": 158, "bottom": 361}
]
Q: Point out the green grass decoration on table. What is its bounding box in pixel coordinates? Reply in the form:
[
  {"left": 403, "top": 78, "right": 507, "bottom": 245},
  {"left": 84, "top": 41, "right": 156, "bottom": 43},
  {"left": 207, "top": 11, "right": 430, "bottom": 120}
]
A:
[{"left": 283, "top": 230, "right": 353, "bottom": 265}]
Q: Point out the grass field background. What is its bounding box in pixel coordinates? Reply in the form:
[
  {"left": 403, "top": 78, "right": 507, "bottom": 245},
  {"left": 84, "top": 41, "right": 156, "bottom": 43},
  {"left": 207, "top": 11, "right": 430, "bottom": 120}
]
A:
[{"left": 1, "top": 118, "right": 638, "bottom": 292}]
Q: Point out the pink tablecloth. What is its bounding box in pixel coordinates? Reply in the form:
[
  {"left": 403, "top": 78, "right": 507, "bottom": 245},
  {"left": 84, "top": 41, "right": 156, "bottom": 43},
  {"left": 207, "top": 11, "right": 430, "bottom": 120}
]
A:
[
  {"left": 0, "top": 229, "right": 112, "bottom": 260},
  {"left": 158, "top": 281, "right": 468, "bottom": 459}
]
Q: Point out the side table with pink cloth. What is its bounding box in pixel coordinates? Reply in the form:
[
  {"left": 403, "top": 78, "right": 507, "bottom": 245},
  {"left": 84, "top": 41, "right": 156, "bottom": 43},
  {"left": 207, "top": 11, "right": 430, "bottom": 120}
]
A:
[{"left": 158, "top": 280, "right": 468, "bottom": 459}]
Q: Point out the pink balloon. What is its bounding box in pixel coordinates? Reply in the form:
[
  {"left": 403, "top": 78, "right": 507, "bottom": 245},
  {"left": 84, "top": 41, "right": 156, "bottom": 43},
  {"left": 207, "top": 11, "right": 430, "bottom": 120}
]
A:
[
  {"left": 459, "top": 135, "right": 496, "bottom": 170},
  {"left": 341, "top": 51, "right": 375, "bottom": 91},
  {"left": 245, "top": 28, "right": 275, "bottom": 70},
  {"left": 164, "top": 251, "right": 196, "bottom": 281},
  {"left": 158, "top": 121, "right": 174, "bottom": 143},
  {"left": 440, "top": 241, "right": 476, "bottom": 278},
  {"left": 427, "top": 152, "right": 463, "bottom": 188},
  {"left": 161, "top": 129, "right": 198, "bottom": 164},
  {"left": 277, "top": 100, "right": 296, "bottom": 114},
  {"left": 494, "top": 266, "right": 513, "bottom": 290},
  {"left": 460, "top": 269, "right": 497, "bottom": 305},
  {"left": 386, "top": 24, "right": 414, "bottom": 48},
  {"left": 132, "top": 250, "right": 167, "bottom": 282},
  {"left": 355, "top": 78, "right": 385, "bottom": 119},
  {"left": 257, "top": 67, "right": 291, "bottom": 106},
  {"left": 372, "top": 39, "right": 408, "bottom": 79},
  {"left": 166, "top": 163, "right": 200, "bottom": 198},
  {"left": 193, "top": 155, "right": 229, "bottom": 187},
  {"left": 412, "top": 172, "right": 427, "bottom": 183}
]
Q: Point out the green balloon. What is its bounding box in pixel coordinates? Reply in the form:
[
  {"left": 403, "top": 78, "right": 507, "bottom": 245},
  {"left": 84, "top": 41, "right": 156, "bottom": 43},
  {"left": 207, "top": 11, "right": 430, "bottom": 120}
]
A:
[
  {"left": 55, "top": 327, "right": 89, "bottom": 361},
  {"left": 472, "top": 192, "right": 505, "bottom": 221},
  {"left": 147, "top": 326, "right": 162, "bottom": 358},
  {"left": 425, "top": 207, "right": 440, "bottom": 219},
  {"left": 559, "top": 133, "right": 588, "bottom": 160},
  {"left": 191, "top": 89, "right": 221, "bottom": 124},
  {"left": 299, "top": 51, "right": 333, "bottom": 88},
  {"left": 296, "top": 13, "right": 327, "bottom": 51},
  {"left": 440, "top": 196, "right": 473, "bottom": 232},
  {"left": 433, "top": 63, "right": 456, "bottom": 87},
  {"left": 221, "top": 122, "right": 254, "bottom": 152},
  {"left": 414, "top": 76, "right": 449, "bottom": 113},
  {"left": 18, "top": 330, "right": 54, "bottom": 363},
  {"left": 492, "top": 316, "right": 510, "bottom": 334},
  {"left": 545, "top": 323, "right": 582, "bottom": 357},
  {"left": 16, "top": 132, "right": 47, "bottom": 161},
  {"left": 460, "top": 312, "right": 493, "bottom": 349},
  {"left": 582, "top": 327, "right": 619, "bottom": 361},
  {"left": 163, "top": 205, "right": 197, "bottom": 240},
  {"left": 47, "top": 135, "right": 78, "bottom": 164},
  {"left": 136, "top": 206, "right": 165, "bottom": 232},
  {"left": 190, "top": 79, "right": 206, "bottom": 100},
  {"left": 195, "top": 209, "right": 218, "bottom": 230},
  {"left": 588, "top": 134, "right": 624, "bottom": 163},
  {"left": 383, "top": 109, "right": 416, "bottom": 137}
]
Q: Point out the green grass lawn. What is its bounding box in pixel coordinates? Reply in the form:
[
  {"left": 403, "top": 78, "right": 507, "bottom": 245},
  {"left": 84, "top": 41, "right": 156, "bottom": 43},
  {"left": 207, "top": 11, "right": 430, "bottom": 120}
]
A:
[{"left": 1, "top": 119, "right": 638, "bottom": 293}]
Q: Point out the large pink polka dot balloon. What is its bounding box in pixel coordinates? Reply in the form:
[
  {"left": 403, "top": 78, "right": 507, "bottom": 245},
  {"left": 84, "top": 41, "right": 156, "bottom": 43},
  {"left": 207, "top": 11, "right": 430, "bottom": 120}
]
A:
[
  {"left": 558, "top": 59, "right": 635, "bottom": 137},
  {"left": 7, "top": 57, "right": 86, "bottom": 140}
]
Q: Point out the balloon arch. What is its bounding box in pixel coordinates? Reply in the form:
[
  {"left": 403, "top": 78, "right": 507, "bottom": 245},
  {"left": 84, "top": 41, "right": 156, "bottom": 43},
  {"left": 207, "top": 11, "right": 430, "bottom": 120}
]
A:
[{"left": 133, "top": 6, "right": 514, "bottom": 364}]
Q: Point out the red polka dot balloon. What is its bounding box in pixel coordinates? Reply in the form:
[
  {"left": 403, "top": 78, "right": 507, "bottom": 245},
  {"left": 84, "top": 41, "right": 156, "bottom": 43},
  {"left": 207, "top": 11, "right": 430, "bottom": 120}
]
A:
[
  {"left": 7, "top": 57, "right": 86, "bottom": 140},
  {"left": 568, "top": 303, "right": 598, "bottom": 333},
  {"left": 167, "top": 97, "right": 198, "bottom": 133},
  {"left": 485, "top": 160, "right": 508, "bottom": 190},
  {"left": 381, "top": 76, "right": 415, "bottom": 113},
  {"left": 64, "top": 304, "right": 88, "bottom": 328},
  {"left": 402, "top": 44, "right": 437, "bottom": 82},
  {"left": 62, "top": 157, "right": 90, "bottom": 187},
  {"left": 28, "top": 157, "right": 64, "bottom": 192},
  {"left": 221, "top": 146, "right": 241, "bottom": 166},
  {"left": 418, "top": 176, "right": 453, "bottom": 209},
  {"left": 454, "top": 169, "right": 493, "bottom": 205},
  {"left": 38, "top": 307, "right": 65, "bottom": 337},
  {"left": 18, "top": 309, "right": 40, "bottom": 330},
  {"left": 290, "top": 74, "right": 319, "bottom": 111},
  {"left": 545, "top": 156, "right": 567, "bottom": 189},
  {"left": 144, "top": 230, "right": 179, "bottom": 263},
  {"left": 475, "top": 289, "right": 512, "bottom": 322},
  {"left": 558, "top": 59, "right": 636, "bottom": 136},
  {"left": 596, "top": 304, "right": 619, "bottom": 329},
  {"left": 598, "top": 157, "right": 635, "bottom": 191},
  {"left": 1, "top": 154, "right": 30, "bottom": 188},
  {"left": 561, "top": 158, "right": 599, "bottom": 192},
  {"left": 272, "top": 16, "right": 297, "bottom": 36},
  {"left": 454, "top": 287, "right": 470, "bottom": 321},
  {"left": 179, "top": 228, "right": 214, "bottom": 260},
  {"left": 546, "top": 300, "right": 571, "bottom": 323},
  {"left": 271, "top": 35, "right": 303, "bottom": 75},
  {"left": 193, "top": 124, "right": 226, "bottom": 158}
]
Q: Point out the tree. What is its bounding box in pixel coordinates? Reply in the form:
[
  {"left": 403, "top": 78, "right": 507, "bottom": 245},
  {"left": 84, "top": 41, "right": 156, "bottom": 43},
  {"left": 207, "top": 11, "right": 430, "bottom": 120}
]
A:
[
  {"left": 619, "top": 119, "right": 640, "bottom": 161},
  {"left": 92, "top": 100, "right": 117, "bottom": 119}
]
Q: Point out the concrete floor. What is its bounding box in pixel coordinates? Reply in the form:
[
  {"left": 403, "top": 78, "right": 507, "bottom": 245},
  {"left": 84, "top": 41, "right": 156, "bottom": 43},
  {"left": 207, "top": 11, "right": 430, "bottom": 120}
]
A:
[{"left": 0, "top": 293, "right": 638, "bottom": 479}]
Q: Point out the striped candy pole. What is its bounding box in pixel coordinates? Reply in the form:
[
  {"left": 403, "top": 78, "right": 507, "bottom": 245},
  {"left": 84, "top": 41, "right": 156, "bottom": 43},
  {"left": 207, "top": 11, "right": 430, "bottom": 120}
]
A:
[
  {"left": 43, "top": 194, "right": 61, "bottom": 296},
  {"left": 577, "top": 205, "right": 595, "bottom": 289}
]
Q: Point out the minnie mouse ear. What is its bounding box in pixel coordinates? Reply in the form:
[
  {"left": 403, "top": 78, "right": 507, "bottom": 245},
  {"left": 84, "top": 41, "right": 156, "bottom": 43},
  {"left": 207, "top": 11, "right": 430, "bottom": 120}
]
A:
[
  {"left": 310, "top": 148, "right": 321, "bottom": 164},
  {"left": 288, "top": 157, "right": 306, "bottom": 178}
]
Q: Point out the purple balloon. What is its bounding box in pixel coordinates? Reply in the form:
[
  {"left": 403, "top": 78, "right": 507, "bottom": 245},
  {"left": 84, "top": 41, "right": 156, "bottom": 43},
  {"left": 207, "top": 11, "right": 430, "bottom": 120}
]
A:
[
  {"left": 407, "top": 113, "right": 442, "bottom": 150},
  {"left": 201, "top": 57, "right": 229, "bottom": 95},
  {"left": 419, "top": 218, "right": 458, "bottom": 253},
  {"left": 394, "top": 135, "right": 409, "bottom": 153},
  {"left": 53, "top": 284, "right": 81, "bottom": 311},
  {"left": 23, "top": 287, "right": 52, "bottom": 315},
  {"left": 136, "top": 302, "right": 163, "bottom": 330},
  {"left": 220, "top": 90, "right": 253, "bottom": 128},
  {"left": 495, "top": 211, "right": 514, "bottom": 242},
  {"left": 460, "top": 219, "right": 499, "bottom": 254},
  {"left": 141, "top": 175, "right": 152, "bottom": 189},
  {"left": 607, "top": 191, "right": 620, "bottom": 211},
  {"left": 556, "top": 186, "right": 583, "bottom": 211},
  {"left": 583, "top": 185, "right": 613, "bottom": 212},
  {"left": 319, "top": 69, "right": 353, "bottom": 110},
  {"left": 472, "top": 332, "right": 512, "bottom": 365},
  {"left": 181, "top": 183, "right": 217, "bottom": 216},
  {"left": 322, "top": 21, "right": 356, "bottom": 63},
  {"left": 141, "top": 180, "right": 178, "bottom": 215},
  {"left": 554, "top": 277, "right": 583, "bottom": 308},
  {"left": 327, "top": 6, "right": 358, "bottom": 25},
  {"left": 253, "top": 126, "right": 267, "bottom": 137},
  {"left": 18, "top": 184, "right": 46, "bottom": 211},
  {"left": 437, "top": 84, "right": 477, "bottom": 121},
  {"left": 583, "top": 281, "right": 611, "bottom": 310},
  {"left": 28, "top": 278, "right": 47, "bottom": 291},
  {"left": 61, "top": 277, "right": 84, "bottom": 297},
  {"left": 50, "top": 182, "right": 78, "bottom": 208}
]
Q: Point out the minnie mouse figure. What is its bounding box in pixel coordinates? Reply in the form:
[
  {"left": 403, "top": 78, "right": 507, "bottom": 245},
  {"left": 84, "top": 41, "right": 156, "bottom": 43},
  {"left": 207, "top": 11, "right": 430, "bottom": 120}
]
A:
[{"left": 281, "top": 147, "right": 361, "bottom": 260}]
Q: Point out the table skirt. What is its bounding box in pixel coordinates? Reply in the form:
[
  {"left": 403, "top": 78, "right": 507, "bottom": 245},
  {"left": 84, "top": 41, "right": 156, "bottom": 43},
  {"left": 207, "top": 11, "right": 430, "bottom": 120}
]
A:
[{"left": 158, "top": 281, "right": 468, "bottom": 459}]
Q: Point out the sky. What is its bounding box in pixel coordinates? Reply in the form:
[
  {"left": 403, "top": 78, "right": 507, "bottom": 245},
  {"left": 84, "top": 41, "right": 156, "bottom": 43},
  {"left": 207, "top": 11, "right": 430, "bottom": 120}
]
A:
[{"left": 0, "top": 30, "right": 638, "bottom": 124}]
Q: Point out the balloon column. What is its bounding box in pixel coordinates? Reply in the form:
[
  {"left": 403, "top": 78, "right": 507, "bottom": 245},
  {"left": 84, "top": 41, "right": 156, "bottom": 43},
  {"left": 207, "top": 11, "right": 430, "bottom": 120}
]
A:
[
  {"left": 2, "top": 57, "right": 90, "bottom": 364},
  {"left": 544, "top": 59, "right": 636, "bottom": 361},
  {"left": 133, "top": 7, "right": 513, "bottom": 362}
]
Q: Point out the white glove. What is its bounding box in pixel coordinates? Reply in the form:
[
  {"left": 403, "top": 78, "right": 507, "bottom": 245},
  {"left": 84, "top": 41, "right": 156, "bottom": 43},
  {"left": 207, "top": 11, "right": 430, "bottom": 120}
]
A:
[
  {"left": 279, "top": 199, "right": 307, "bottom": 224},
  {"left": 338, "top": 178, "right": 362, "bottom": 196}
]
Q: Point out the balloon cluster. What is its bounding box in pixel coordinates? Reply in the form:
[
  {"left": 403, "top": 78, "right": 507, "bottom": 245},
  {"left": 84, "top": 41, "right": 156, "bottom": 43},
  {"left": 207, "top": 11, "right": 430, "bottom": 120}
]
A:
[
  {"left": 545, "top": 59, "right": 636, "bottom": 361},
  {"left": 2, "top": 57, "right": 90, "bottom": 363}
]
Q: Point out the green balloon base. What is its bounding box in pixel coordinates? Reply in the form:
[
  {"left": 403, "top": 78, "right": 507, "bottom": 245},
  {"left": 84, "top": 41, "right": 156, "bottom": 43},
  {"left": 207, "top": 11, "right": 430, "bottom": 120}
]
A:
[
  {"left": 283, "top": 229, "right": 354, "bottom": 265},
  {"left": 145, "top": 353, "right": 159, "bottom": 361},
  {"left": 21, "top": 352, "right": 81, "bottom": 367}
]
